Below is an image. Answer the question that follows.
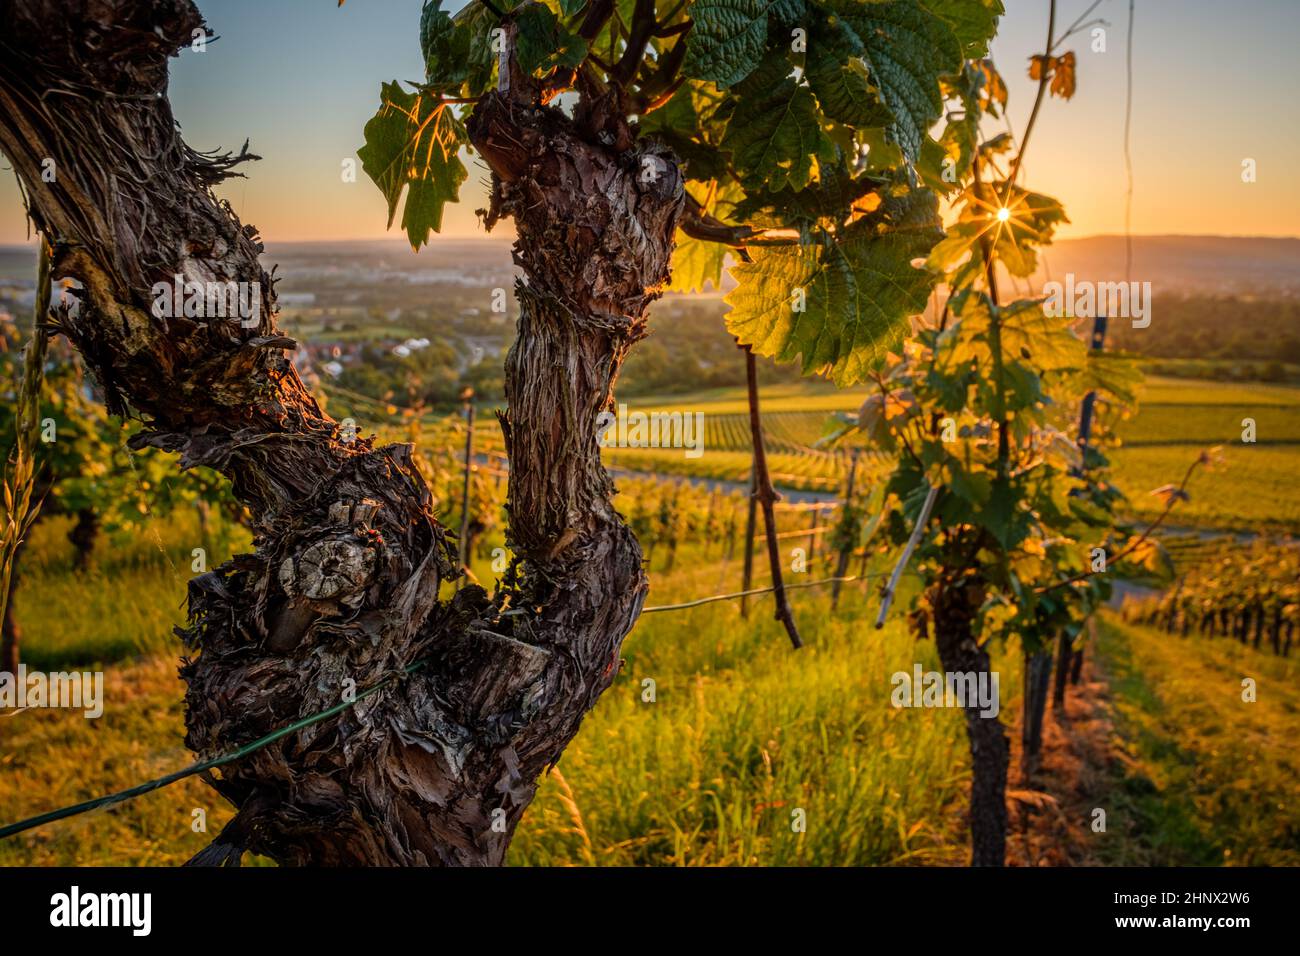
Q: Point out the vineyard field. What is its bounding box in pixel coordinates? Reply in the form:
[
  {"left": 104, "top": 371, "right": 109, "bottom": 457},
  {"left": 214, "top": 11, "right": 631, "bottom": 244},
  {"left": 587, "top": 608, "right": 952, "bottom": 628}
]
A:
[
  {"left": 1096, "top": 618, "right": 1300, "bottom": 865},
  {"left": 4, "top": 369, "right": 1299, "bottom": 867},
  {"left": 1109, "top": 445, "right": 1300, "bottom": 531},
  {"left": 324, "top": 373, "right": 1300, "bottom": 531},
  {"left": 6, "top": 506, "right": 1295, "bottom": 866}
]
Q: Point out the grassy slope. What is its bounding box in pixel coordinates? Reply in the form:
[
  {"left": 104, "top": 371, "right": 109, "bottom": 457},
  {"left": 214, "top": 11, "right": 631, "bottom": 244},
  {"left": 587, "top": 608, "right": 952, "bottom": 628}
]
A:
[
  {"left": 1108, "top": 378, "right": 1300, "bottom": 531},
  {"left": 5, "top": 373, "right": 1298, "bottom": 865},
  {"left": 14, "top": 512, "right": 251, "bottom": 669},
  {"left": 6, "top": 519, "right": 1298, "bottom": 865},
  {"left": 1094, "top": 618, "right": 1300, "bottom": 866},
  {"left": 0, "top": 655, "right": 239, "bottom": 866},
  {"left": 0, "top": 527, "right": 988, "bottom": 866},
  {"left": 508, "top": 564, "right": 988, "bottom": 866}
]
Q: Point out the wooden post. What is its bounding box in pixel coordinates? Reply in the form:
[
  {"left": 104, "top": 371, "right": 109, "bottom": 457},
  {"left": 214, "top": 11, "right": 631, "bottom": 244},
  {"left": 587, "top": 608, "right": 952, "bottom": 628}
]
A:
[
  {"left": 1021, "top": 647, "right": 1053, "bottom": 777},
  {"left": 1051, "top": 629, "right": 1071, "bottom": 711},
  {"left": 1076, "top": 315, "right": 1110, "bottom": 452},
  {"left": 743, "top": 346, "right": 802, "bottom": 648},
  {"left": 832, "top": 448, "right": 860, "bottom": 610},
  {"left": 740, "top": 461, "right": 757, "bottom": 618},
  {"left": 1058, "top": 314, "right": 1110, "bottom": 692},
  {"left": 456, "top": 386, "right": 475, "bottom": 586}
]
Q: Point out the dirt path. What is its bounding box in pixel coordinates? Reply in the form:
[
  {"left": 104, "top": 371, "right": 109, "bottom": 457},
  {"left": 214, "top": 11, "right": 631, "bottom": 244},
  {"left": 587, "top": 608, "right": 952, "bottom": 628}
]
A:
[{"left": 1005, "top": 646, "right": 1121, "bottom": 867}]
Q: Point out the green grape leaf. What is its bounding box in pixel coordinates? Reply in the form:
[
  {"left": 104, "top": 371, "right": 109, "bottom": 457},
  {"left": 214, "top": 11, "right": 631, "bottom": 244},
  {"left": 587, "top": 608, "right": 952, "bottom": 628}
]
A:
[
  {"left": 722, "top": 53, "right": 836, "bottom": 192},
  {"left": 945, "top": 456, "right": 993, "bottom": 506},
  {"left": 922, "top": 0, "right": 1004, "bottom": 58},
  {"left": 1072, "top": 350, "right": 1144, "bottom": 404},
  {"left": 668, "top": 178, "right": 744, "bottom": 291},
  {"left": 726, "top": 190, "right": 942, "bottom": 384},
  {"left": 515, "top": 4, "right": 588, "bottom": 74},
  {"left": 420, "top": 1, "right": 461, "bottom": 89},
  {"left": 938, "top": 106, "right": 979, "bottom": 178},
  {"left": 946, "top": 298, "right": 1088, "bottom": 409},
  {"left": 916, "top": 134, "right": 959, "bottom": 195},
  {"left": 925, "top": 217, "right": 982, "bottom": 272},
  {"left": 978, "top": 475, "right": 1032, "bottom": 549},
  {"left": 805, "top": 15, "right": 892, "bottom": 128},
  {"left": 684, "top": 0, "right": 800, "bottom": 88},
  {"left": 999, "top": 301, "right": 1088, "bottom": 373},
  {"left": 859, "top": 126, "right": 905, "bottom": 172},
  {"left": 836, "top": 0, "right": 962, "bottom": 163},
  {"left": 359, "top": 81, "right": 468, "bottom": 250},
  {"left": 993, "top": 186, "right": 1069, "bottom": 276},
  {"left": 668, "top": 232, "right": 730, "bottom": 293},
  {"left": 806, "top": 56, "right": 886, "bottom": 128},
  {"left": 732, "top": 165, "right": 881, "bottom": 230},
  {"left": 445, "top": 1, "right": 499, "bottom": 95},
  {"left": 640, "top": 80, "right": 733, "bottom": 181}
]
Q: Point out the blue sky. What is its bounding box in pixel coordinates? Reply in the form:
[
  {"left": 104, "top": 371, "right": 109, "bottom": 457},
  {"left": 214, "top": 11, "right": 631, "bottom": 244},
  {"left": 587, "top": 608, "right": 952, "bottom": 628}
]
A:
[{"left": 1, "top": 0, "right": 1296, "bottom": 245}]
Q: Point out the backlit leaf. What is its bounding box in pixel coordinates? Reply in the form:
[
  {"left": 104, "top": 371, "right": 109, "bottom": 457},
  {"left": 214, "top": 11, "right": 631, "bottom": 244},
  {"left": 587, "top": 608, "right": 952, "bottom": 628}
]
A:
[
  {"left": 726, "top": 190, "right": 942, "bottom": 384},
  {"left": 835, "top": 0, "right": 962, "bottom": 163},
  {"left": 358, "top": 81, "right": 468, "bottom": 250},
  {"left": 721, "top": 52, "right": 836, "bottom": 192}
]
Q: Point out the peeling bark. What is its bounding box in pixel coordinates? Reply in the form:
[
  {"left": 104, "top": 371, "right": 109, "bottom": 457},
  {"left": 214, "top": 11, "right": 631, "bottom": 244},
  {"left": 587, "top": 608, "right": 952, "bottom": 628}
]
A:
[
  {"left": 0, "top": 0, "right": 681, "bottom": 865},
  {"left": 927, "top": 550, "right": 1008, "bottom": 867}
]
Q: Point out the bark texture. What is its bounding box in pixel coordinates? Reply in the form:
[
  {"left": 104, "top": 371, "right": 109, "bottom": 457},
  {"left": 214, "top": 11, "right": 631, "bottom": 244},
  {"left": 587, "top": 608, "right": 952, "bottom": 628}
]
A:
[
  {"left": 927, "top": 558, "right": 1008, "bottom": 866},
  {"left": 0, "top": 0, "right": 681, "bottom": 865},
  {"left": 1020, "top": 648, "right": 1052, "bottom": 776}
]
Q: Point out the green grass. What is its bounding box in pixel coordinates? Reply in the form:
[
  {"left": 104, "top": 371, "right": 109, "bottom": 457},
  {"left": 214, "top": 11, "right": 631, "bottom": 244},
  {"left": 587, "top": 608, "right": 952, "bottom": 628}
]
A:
[
  {"left": 0, "top": 529, "right": 990, "bottom": 866},
  {"left": 1094, "top": 617, "right": 1300, "bottom": 866},
  {"left": 506, "top": 606, "right": 977, "bottom": 868},
  {"left": 1118, "top": 402, "right": 1300, "bottom": 446},
  {"left": 1132, "top": 377, "right": 1300, "bottom": 408},
  {"left": 13, "top": 512, "right": 250, "bottom": 670},
  {"left": 1102, "top": 376, "right": 1300, "bottom": 531},
  {"left": 6, "top": 371, "right": 1300, "bottom": 865},
  {"left": 604, "top": 446, "right": 850, "bottom": 492},
  {"left": 0, "top": 656, "right": 239, "bottom": 866},
  {"left": 509, "top": 571, "right": 984, "bottom": 866},
  {"left": 1109, "top": 444, "right": 1300, "bottom": 531},
  {"left": 619, "top": 380, "right": 856, "bottom": 415}
]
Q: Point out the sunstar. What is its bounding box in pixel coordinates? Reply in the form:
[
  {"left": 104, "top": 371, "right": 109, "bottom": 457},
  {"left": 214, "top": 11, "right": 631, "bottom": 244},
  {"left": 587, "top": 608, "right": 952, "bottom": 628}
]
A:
[{"left": 49, "top": 886, "right": 151, "bottom": 936}]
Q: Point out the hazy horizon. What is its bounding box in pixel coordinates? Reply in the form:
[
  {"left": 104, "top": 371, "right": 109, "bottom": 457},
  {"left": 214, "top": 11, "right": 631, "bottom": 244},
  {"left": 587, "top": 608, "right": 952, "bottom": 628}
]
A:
[{"left": 2, "top": 231, "right": 1298, "bottom": 251}]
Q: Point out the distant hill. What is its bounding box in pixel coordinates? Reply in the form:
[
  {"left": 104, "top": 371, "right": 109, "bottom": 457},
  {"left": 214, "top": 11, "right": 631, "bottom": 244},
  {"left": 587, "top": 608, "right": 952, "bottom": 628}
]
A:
[
  {"left": 1031, "top": 235, "right": 1300, "bottom": 297},
  {"left": 2, "top": 235, "right": 1297, "bottom": 297}
]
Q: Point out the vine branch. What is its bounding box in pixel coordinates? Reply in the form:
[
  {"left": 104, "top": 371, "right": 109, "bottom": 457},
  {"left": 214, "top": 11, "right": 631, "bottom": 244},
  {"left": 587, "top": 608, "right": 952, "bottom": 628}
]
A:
[{"left": 1037, "top": 453, "right": 1209, "bottom": 596}]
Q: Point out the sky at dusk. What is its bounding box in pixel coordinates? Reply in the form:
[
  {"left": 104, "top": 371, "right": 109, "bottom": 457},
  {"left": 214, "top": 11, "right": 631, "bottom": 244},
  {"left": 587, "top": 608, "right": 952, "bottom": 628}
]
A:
[{"left": 1, "top": 0, "right": 1296, "bottom": 246}]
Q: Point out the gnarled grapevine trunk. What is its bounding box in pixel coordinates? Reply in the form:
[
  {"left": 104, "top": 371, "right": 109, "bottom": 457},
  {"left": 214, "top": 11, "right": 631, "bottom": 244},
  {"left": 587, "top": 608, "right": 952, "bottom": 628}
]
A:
[
  {"left": 0, "top": 0, "right": 681, "bottom": 865},
  {"left": 927, "top": 557, "right": 1008, "bottom": 867}
]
